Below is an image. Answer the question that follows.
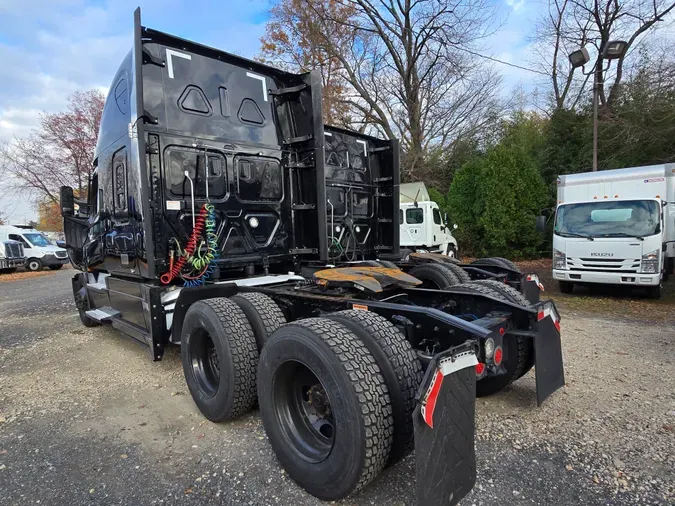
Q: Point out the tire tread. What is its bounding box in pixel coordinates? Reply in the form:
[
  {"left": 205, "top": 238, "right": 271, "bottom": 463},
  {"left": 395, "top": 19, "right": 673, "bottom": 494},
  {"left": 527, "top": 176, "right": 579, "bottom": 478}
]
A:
[{"left": 291, "top": 317, "right": 394, "bottom": 492}]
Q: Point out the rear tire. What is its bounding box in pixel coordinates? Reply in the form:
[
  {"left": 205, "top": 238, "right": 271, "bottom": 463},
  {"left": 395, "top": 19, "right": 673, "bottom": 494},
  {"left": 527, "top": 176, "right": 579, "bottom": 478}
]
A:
[
  {"left": 378, "top": 260, "right": 399, "bottom": 269},
  {"left": 399, "top": 248, "right": 414, "bottom": 261},
  {"left": 408, "top": 263, "right": 460, "bottom": 289},
  {"left": 326, "top": 310, "right": 422, "bottom": 465},
  {"left": 490, "top": 257, "right": 520, "bottom": 272},
  {"left": 48, "top": 265, "right": 63, "bottom": 271},
  {"left": 559, "top": 281, "right": 574, "bottom": 294},
  {"left": 441, "top": 262, "right": 471, "bottom": 283},
  {"left": 258, "top": 318, "right": 393, "bottom": 500},
  {"left": 230, "top": 292, "right": 286, "bottom": 351},
  {"left": 26, "top": 258, "right": 42, "bottom": 272},
  {"left": 181, "top": 298, "right": 258, "bottom": 422}
]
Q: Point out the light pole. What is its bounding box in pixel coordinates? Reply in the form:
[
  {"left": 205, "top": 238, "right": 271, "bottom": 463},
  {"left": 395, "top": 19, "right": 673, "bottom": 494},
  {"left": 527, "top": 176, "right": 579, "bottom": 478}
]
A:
[{"left": 568, "top": 41, "right": 628, "bottom": 171}]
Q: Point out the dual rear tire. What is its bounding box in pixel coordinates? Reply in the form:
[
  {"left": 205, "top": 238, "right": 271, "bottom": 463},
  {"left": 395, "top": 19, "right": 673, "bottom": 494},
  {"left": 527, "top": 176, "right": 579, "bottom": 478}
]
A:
[{"left": 181, "top": 294, "right": 423, "bottom": 500}]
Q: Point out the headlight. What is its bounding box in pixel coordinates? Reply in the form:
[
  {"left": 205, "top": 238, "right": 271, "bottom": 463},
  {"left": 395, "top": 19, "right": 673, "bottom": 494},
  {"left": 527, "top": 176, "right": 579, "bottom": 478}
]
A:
[
  {"left": 553, "top": 249, "right": 566, "bottom": 270},
  {"left": 641, "top": 249, "right": 660, "bottom": 274}
]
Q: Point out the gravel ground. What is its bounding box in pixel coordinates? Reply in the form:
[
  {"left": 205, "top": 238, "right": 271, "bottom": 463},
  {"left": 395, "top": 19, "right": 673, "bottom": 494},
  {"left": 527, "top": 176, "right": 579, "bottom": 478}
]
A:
[{"left": 0, "top": 268, "right": 674, "bottom": 505}]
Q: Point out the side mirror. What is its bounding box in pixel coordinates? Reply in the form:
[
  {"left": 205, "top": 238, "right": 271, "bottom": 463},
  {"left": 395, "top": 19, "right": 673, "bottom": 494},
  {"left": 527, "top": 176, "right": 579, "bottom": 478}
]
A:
[
  {"left": 453, "top": 223, "right": 458, "bottom": 230},
  {"left": 60, "top": 186, "right": 75, "bottom": 217},
  {"left": 444, "top": 212, "right": 448, "bottom": 223},
  {"left": 536, "top": 215, "right": 546, "bottom": 233}
]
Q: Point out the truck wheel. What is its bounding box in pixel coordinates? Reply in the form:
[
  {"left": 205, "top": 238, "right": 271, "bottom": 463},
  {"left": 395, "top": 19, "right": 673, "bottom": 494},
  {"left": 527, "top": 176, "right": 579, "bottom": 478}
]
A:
[
  {"left": 400, "top": 248, "right": 414, "bottom": 261},
  {"left": 471, "top": 257, "right": 520, "bottom": 273},
  {"left": 469, "top": 279, "right": 534, "bottom": 379},
  {"left": 26, "top": 258, "right": 42, "bottom": 272},
  {"left": 442, "top": 262, "right": 471, "bottom": 283},
  {"left": 453, "top": 282, "right": 529, "bottom": 397},
  {"left": 559, "top": 281, "right": 574, "bottom": 294},
  {"left": 258, "top": 318, "right": 393, "bottom": 500},
  {"left": 326, "top": 310, "right": 422, "bottom": 465},
  {"left": 408, "top": 263, "right": 460, "bottom": 289},
  {"left": 74, "top": 282, "right": 99, "bottom": 328},
  {"left": 646, "top": 284, "right": 662, "bottom": 299},
  {"left": 181, "top": 298, "right": 258, "bottom": 422},
  {"left": 48, "top": 265, "right": 63, "bottom": 271},
  {"left": 378, "top": 260, "right": 399, "bottom": 269},
  {"left": 490, "top": 257, "right": 520, "bottom": 272},
  {"left": 446, "top": 244, "right": 457, "bottom": 258},
  {"left": 230, "top": 292, "right": 286, "bottom": 351}
]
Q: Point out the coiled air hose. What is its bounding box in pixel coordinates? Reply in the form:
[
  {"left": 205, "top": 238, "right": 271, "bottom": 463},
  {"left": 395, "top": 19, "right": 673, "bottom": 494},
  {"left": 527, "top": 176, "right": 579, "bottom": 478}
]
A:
[{"left": 160, "top": 205, "right": 209, "bottom": 285}]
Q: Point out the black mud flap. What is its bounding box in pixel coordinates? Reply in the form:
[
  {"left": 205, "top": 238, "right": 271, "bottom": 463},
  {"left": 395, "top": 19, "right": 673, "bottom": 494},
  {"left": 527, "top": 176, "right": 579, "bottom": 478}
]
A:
[
  {"left": 534, "top": 300, "right": 565, "bottom": 406},
  {"left": 522, "top": 273, "right": 544, "bottom": 304},
  {"left": 414, "top": 343, "right": 478, "bottom": 506}
]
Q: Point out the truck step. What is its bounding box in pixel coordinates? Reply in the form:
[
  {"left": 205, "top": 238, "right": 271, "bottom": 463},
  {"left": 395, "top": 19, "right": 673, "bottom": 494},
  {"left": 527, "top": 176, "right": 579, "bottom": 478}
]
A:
[{"left": 85, "top": 306, "right": 121, "bottom": 322}]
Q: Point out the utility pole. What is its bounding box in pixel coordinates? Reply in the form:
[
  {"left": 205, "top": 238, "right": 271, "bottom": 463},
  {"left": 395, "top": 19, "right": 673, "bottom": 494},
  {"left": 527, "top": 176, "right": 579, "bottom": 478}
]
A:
[
  {"left": 592, "top": 66, "right": 600, "bottom": 171},
  {"left": 568, "top": 40, "right": 627, "bottom": 173}
]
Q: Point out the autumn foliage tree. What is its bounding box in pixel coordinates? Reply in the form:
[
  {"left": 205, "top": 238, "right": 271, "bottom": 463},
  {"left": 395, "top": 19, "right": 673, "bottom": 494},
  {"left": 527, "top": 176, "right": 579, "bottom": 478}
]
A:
[
  {"left": 260, "top": 0, "right": 355, "bottom": 126},
  {"left": 0, "top": 89, "right": 105, "bottom": 205},
  {"left": 37, "top": 199, "right": 64, "bottom": 232}
]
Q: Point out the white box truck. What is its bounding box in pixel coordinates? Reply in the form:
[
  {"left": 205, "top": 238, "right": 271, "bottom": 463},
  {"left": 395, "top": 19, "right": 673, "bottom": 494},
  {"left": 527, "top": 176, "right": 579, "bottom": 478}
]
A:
[
  {"left": 551, "top": 164, "right": 674, "bottom": 298},
  {"left": 400, "top": 182, "right": 459, "bottom": 257}
]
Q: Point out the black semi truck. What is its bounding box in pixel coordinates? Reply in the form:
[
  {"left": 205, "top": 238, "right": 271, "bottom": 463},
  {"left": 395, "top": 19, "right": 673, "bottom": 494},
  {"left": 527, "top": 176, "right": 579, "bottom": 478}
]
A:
[{"left": 60, "top": 9, "right": 564, "bottom": 505}]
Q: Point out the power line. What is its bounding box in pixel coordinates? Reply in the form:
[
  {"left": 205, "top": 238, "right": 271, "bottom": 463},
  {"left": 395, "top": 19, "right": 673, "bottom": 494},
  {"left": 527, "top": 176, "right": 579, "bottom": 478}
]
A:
[{"left": 457, "top": 47, "right": 550, "bottom": 76}]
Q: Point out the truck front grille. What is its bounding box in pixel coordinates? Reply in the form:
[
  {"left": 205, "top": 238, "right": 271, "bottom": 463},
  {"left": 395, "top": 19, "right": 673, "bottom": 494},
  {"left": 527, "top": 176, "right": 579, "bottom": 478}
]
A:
[
  {"left": 54, "top": 250, "right": 68, "bottom": 259},
  {"left": 4, "top": 242, "right": 23, "bottom": 259},
  {"left": 567, "top": 257, "right": 640, "bottom": 273}
]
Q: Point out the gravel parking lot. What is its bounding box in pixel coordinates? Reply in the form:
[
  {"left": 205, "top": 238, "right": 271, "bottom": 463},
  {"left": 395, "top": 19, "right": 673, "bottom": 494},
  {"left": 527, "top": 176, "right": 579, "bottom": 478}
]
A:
[{"left": 1, "top": 266, "right": 674, "bottom": 505}]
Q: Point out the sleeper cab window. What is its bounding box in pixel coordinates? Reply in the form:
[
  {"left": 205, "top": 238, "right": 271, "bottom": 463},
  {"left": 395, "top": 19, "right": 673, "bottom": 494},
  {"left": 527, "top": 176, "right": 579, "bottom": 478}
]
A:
[
  {"left": 166, "top": 147, "right": 226, "bottom": 199},
  {"left": 236, "top": 157, "right": 282, "bottom": 202}
]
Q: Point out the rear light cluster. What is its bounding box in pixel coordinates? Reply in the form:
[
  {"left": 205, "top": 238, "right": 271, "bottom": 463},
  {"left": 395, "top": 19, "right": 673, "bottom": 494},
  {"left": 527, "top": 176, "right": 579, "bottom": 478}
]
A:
[{"left": 477, "top": 337, "right": 503, "bottom": 375}]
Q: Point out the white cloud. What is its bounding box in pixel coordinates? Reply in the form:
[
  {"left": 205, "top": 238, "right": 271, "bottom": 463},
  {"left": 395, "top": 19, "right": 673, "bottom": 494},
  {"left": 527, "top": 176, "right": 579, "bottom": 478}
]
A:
[{"left": 506, "top": 0, "right": 525, "bottom": 12}]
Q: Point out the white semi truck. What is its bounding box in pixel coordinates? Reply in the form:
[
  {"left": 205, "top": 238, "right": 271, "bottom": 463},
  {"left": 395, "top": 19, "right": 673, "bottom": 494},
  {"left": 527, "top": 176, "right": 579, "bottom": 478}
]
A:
[
  {"left": 399, "top": 182, "right": 458, "bottom": 257},
  {"left": 550, "top": 164, "right": 674, "bottom": 298}
]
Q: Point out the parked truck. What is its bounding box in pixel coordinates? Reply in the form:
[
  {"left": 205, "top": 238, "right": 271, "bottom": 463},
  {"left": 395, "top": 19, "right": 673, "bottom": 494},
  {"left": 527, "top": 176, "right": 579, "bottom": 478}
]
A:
[
  {"left": 0, "top": 239, "right": 25, "bottom": 273},
  {"left": 400, "top": 182, "right": 459, "bottom": 257},
  {"left": 550, "top": 165, "right": 674, "bottom": 298},
  {"left": 0, "top": 225, "right": 69, "bottom": 271},
  {"left": 60, "top": 9, "right": 564, "bottom": 505}
]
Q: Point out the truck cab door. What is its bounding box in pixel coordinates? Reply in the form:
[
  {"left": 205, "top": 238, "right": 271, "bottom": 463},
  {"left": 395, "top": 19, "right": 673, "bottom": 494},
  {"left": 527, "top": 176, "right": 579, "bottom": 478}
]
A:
[
  {"left": 431, "top": 205, "right": 445, "bottom": 246},
  {"left": 403, "top": 206, "right": 425, "bottom": 247},
  {"left": 61, "top": 186, "right": 93, "bottom": 269}
]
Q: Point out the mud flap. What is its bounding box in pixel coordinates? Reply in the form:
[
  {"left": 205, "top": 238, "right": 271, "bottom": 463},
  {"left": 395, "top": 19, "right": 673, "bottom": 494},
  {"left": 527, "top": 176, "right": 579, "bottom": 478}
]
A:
[
  {"left": 522, "top": 273, "right": 544, "bottom": 304},
  {"left": 534, "top": 301, "right": 565, "bottom": 406},
  {"left": 414, "top": 344, "right": 478, "bottom": 506}
]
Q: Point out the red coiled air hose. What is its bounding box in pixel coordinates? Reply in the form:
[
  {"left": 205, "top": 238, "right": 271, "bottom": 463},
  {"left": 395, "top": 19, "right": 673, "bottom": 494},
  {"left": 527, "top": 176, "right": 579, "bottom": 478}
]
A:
[{"left": 160, "top": 205, "right": 209, "bottom": 285}]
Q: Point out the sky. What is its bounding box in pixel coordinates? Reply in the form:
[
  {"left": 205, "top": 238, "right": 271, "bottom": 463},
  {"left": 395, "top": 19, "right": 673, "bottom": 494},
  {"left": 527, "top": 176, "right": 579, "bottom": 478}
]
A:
[{"left": 0, "top": 0, "right": 541, "bottom": 223}]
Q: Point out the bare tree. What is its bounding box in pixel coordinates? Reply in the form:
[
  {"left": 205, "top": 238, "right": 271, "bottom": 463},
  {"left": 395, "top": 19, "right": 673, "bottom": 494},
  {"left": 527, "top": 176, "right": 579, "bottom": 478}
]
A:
[
  {"left": 263, "top": 0, "right": 503, "bottom": 182},
  {"left": 0, "top": 90, "right": 104, "bottom": 204},
  {"left": 260, "top": 0, "right": 357, "bottom": 126},
  {"left": 533, "top": 0, "right": 675, "bottom": 111}
]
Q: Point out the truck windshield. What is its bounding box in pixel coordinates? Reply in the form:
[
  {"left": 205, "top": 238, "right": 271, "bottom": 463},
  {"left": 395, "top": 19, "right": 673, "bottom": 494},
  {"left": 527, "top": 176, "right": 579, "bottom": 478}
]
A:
[
  {"left": 555, "top": 200, "right": 660, "bottom": 238},
  {"left": 24, "top": 233, "right": 52, "bottom": 247}
]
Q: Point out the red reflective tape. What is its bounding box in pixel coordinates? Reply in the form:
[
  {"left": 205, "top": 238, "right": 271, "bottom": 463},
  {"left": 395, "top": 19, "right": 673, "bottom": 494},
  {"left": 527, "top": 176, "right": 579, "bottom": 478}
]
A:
[
  {"left": 537, "top": 310, "right": 545, "bottom": 321},
  {"left": 423, "top": 369, "right": 444, "bottom": 429},
  {"left": 554, "top": 320, "right": 561, "bottom": 332}
]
